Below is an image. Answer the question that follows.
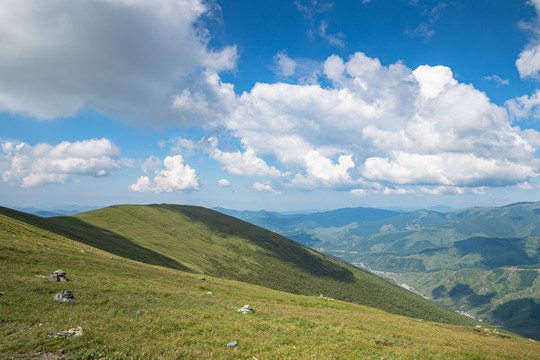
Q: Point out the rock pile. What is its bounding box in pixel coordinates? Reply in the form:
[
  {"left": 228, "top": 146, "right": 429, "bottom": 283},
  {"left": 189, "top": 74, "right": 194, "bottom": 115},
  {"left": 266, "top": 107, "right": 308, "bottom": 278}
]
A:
[
  {"left": 237, "top": 305, "right": 253, "bottom": 314},
  {"left": 47, "top": 326, "right": 83, "bottom": 338},
  {"left": 54, "top": 290, "right": 77, "bottom": 302},
  {"left": 47, "top": 270, "right": 67, "bottom": 282}
]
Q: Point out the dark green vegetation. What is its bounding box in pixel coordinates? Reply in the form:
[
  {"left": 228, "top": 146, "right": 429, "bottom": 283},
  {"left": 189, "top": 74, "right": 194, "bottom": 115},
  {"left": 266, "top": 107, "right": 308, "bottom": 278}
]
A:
[
  {"left": 1, "top": 205, "right": 472, "bottom": 326},
  {"left": 223, "top": 202, "right": 540, "bottom": 340},
  {"left": 2, "top": 207, "right": 540, "bottom": 359}
]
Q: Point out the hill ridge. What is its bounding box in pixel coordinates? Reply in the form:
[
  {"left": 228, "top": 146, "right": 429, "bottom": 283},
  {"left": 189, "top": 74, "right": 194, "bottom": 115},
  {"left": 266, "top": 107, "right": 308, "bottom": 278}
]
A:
[{"left": 0, "top": 204, "right": 475, "bottom": 327}]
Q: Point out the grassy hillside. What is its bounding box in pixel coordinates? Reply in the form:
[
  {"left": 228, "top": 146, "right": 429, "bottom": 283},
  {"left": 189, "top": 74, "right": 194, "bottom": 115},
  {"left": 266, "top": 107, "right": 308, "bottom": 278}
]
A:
[
  {"left": 0, "top": 204, "right": 475, "bottom": 326},
  {"left": 1, "top": 209, "right": 539, "bottom": 359}
]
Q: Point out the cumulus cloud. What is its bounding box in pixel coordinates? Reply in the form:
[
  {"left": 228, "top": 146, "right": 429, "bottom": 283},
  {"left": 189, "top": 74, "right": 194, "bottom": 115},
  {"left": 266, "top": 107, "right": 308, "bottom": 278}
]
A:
[
  {"left": 350, "top": 188, "right": 367, "bottom": 197},
  {"left": 129, "top": 155, "right": 199, "bottom": 193},
  {"left": 223, "top": 52, "right": 539, "bottom": 192},
  {"left": 218, "top": 178, "right": 230, "bottom": 186},
  {"left": 1, "top": 138, "right": 119, "bottom": 187},
  {"left": 506, "top": 90, "right": 540, "bottom": 120},
  {"left": 516, "top": 0, "right": 540, "bottom": 78},
  {"left": 253, "top": 182, "right": 281, "bottom": 194},
  {"left": 207, "top": 137, "right": 282, "bottom": 177},
  {"left": 0, "top": 0, "right": 236, "bottom": 124},
  {"left": 273, "top": 50, "right": 297, "bottom": 77}
]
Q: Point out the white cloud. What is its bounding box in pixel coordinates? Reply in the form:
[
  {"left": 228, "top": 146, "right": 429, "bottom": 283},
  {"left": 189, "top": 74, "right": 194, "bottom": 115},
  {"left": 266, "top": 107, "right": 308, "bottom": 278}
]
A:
[
  {"left": 274, "top": 50, "right": 297, "bottom": 77},
  {"left": 363, "top": 152, "right": 537, "bottom": 187},
  {"left": 380, "top": 187, "right": 415, "bottom": 195},
  {"left": 483, "top": 75, "right": 509, "bottom": 86},
  {"left": 1, "top": 138, "right": 120, "bottom": 187},
  {"left": 516, "top": 1, "right": 540, "bottom": 78},
  {"left": 506, "top": 90, "right": 540, "bottom": 120},
  {"left": 218, "top": 178, "right": 230, "bottom": 186},
  {"left": 350, "top": 188, "right": 367, "bottom": 197},
  {"left": 517, "top": 45, "right": 540, "bottom": 79},
  {"left": 405, "top": 2, "right": 448, "bottom": 40},
  {"left": 141, "top": 156, "right": 162, "bottom": 173},
  {"left": 517, "top": 181, "right": 538, "bottom": 190},
  {"left": 318, "top": 20, "right": 345, "bottom": 47},
  {"left": 0, "top": 0, "right": 237, "bottom": 124},
  {"left": 419, "top": 186, "right": 485, "bottom": 195},
  {"left": 207, "top": 137, "right": 281, "bottom": 177},
  {"left": 253, "top": 182, "right": 281, "bottom": 194},
  {"left": 223, "top": 52, "right": 539, "bottom": 191},
  {"left": 129, "top": 155, "right": 199, "bottom": 193},
  {"left": 413, "top": 65, "right": 457, "bottom": 99}
]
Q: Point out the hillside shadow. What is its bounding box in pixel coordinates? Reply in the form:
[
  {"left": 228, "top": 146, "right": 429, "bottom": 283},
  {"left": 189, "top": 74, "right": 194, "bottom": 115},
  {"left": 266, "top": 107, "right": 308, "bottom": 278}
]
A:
[
  {"left": 454, "top": 237, "right": 536, "bottom": 269},
  {"left": 164, "top": 205, "right": 355, "bottom": 282},
  {"left": 490, "top": 298, "right": 540, "bottom": 340},
  {"left": 0, "top": 207, "right": 190, "bottom": 272},
  {"left": 448, "top": 283, "right": 495, "bottom": 307}
]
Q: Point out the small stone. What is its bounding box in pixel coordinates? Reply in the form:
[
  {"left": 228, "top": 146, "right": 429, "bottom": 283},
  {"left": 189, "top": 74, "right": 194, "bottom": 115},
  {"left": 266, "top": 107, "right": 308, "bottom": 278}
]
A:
[
  {"left": 227, "top": 341, "right": 239, "bottom": 348},
  {"left": 237, "top": 305, "right": 253, "bottom": 314},
  {"left": 54, "top": 290, "right": 77, "bottom": 302},
  {"left": 69, "top": 326, "right": 84, "bottom": 337},
  {"left": 204, "top": 291, "right": 213, "bottom": 296},
  {"left": 197, "top": 277, "right": 206, "bottom": 281}
]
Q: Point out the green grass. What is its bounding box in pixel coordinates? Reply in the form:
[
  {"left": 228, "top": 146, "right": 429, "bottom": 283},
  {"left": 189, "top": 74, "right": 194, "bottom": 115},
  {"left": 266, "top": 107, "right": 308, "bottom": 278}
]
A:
[
  {"left": 0, "top": 204, "right": 476, "bottom": 327},
  {"left": 1, "top": 212, "right": 539, "bottom": 359}
]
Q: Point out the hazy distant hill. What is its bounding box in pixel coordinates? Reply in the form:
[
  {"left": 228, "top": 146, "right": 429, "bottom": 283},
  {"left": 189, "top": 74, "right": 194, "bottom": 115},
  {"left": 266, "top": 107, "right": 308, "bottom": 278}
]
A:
[
  {"left": 0, "top": 204, "right": 473, "bottom": 327},
  {"left": 214, "top": 206, "right": 400, "bottom": 237},
  {"left": 219, "top": 202, "right": 540, "bottom": 340}
]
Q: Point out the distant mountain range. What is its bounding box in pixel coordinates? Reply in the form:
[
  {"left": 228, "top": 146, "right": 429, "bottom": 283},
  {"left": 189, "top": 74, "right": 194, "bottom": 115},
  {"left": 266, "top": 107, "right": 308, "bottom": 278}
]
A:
[{"left": 215, "top": 202, "right": 540, "bottom": 340}]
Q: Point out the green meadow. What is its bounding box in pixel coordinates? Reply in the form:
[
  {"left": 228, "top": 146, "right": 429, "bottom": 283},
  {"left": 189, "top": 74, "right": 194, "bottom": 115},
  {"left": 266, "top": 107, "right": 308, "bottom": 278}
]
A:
[{"left": 1, "top": 206, "right": 539, "bottom": 359}]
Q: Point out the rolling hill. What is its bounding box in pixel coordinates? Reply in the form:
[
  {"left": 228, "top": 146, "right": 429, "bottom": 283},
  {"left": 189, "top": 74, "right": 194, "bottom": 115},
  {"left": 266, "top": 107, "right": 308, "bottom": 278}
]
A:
[
  {"left": 2, "top": 207, "right": 539, "bottom": 359},
  {"left": 0, "top": 204, "right": 473, "bottom": 326}
]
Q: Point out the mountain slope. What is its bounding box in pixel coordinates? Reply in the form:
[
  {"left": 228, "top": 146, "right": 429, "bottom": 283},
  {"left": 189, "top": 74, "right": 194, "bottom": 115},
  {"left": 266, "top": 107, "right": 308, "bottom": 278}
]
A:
[
  {"left": 2, "top": 210, "right": 539, "bottom": 359},
  {"left": 247, "top": 201, "right": 540, "bottom": 339},
  {"left": 0, "top": 204, "right": 473, "bottom": 326}
]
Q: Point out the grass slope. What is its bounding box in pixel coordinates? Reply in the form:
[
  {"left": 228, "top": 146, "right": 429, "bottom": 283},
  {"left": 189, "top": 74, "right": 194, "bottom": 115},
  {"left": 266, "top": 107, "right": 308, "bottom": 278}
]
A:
[
  {"left": 1, "top": 210, "right": 539, "bottom": 359},
  {"left": 0, "top": 205, "right": 474, "bottom": 327}
]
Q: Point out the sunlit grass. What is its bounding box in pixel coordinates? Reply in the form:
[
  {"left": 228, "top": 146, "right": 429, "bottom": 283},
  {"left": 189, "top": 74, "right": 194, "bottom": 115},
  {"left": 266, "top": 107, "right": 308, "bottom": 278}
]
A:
[{"left": 1, "top": 212, "right": 539, "bottom": 359}]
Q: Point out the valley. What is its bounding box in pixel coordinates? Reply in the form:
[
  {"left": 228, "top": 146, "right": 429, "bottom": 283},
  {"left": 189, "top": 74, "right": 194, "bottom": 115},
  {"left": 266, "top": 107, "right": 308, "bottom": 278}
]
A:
[{"left": 217, "top": 202, "right": 540, "bottom": 340}]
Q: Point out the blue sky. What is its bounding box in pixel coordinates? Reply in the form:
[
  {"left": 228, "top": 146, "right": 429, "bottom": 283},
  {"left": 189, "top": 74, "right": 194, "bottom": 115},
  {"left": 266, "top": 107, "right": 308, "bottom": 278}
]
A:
[{"left": 2, "top": 0, "right": 540, "bottom": 211}]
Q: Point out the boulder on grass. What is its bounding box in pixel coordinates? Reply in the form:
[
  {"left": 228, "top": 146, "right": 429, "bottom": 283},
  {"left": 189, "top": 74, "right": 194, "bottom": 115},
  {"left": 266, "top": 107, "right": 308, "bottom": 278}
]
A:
[{"left": 54, "top": 290, "right": 77, "bottom": 302}]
